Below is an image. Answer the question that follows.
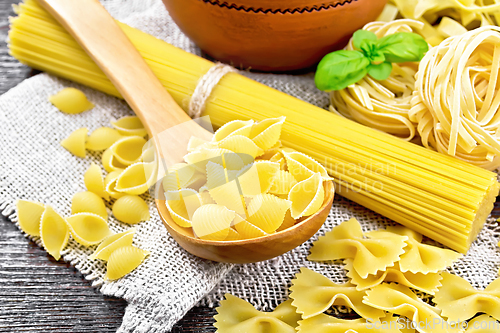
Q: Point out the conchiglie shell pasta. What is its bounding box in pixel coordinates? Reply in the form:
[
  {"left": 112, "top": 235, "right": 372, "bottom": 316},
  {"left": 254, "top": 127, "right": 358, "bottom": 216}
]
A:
[
  {"left": 187, "top": 136, "right": 210, "bottom": 152},
  {"left": 85, "top": 127, "right": 122, "bottom": 151},
  {"left": 283, "top": 151, "right": 330, "bottom": 182},
  {"left": 217, "top": 135, "right": 264, "bottom": 158},
  {"left": 110, "top": 136, "right": 147, "bottom": 165},
  {"left": 102, "top": 148, "right": 127, "bottom": 172},
  {"left": 60, "top": 127, "right": 87, "bottom": 158},
  {"left": 191, "top": 204, "right": 236, "bottom": 241},
  {"left": 49, "top": 87, "right": 94, "bottom": 114},
  {"left": 206, "top": 161, "right": 246, "bottom": 215},
  {"left": 249, "top": 117, "right": 285, "bottom": 150},
  {"left": 288, "top": 173, "right": 325, "bottom": 219},
  {"left": 246, "top": 194, "right": 291, "bottom": 233},
  {"left": 269, "top": 170, "right": 297, "bottom": 195},
  {"left": 233, "top": 215, "right": 268, "bottom": 239},
  {"left": 105, "top": 245, "right": 149, "bottom": 281},
  {"left": 162, "top": 163, "right": 205, "bottom": 192},
  {"left": 225, "top": 227, "right": 242, "bottom": 241},
  {"left": 112, "top": 195, "right": 150, "bottom": 224},
  {"left": 115, "top": 162, "right": 155, "bottom": 195},
  {"left": 111, "top": 116, "right": 147, "bottom": 137},
  {"left": 222, "top": 152, "right": 253, "bottom": 170},
  {"left": 17, "top": 199, "right": 44, "bottom": 237},
  {"left": 39, "top": 206, "right": 69, "bottom": 261},
  {"left": 89, "top": 228, "right": 136, "bottom": 261},
  {"left": 104, "top": 170, "right": 125, "bottom": 199},
  {"left": 165, "top": 189, "right": 203, "bottom": 227},
  {"left": 71, "top": 191, "right": 107, "bottom": 219},
  {"left": 198, "top": 188, "right": 216, "bottom": 205},
  {"left": 276, "top": 210, "right": 296, "bottom": 232},
  {"left": 66, "top": 213, "right": 113, "bottom": 246},
  {"left": 184, "top": 148, "right": 231, "bottom": 172},
  {"left": 213, "top": 119, "right": 254, "bottom": 142},
  {"left": 84, "top": 162, "right": 109, "bottom": 200},
  {"left": 237, "top": 161, "right": 280, "bottom": 196}
]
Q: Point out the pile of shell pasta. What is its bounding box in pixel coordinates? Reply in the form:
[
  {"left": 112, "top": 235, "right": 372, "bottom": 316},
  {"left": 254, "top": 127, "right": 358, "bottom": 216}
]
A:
[
  {"left": 215, "top": 218, "right": 500, "bottom": 332},
  {"left": 163, "top": 117, "right": 331, "bottom": 241},
  {"left": 16, "top": 88, "right": 151, "bottom": 280}
]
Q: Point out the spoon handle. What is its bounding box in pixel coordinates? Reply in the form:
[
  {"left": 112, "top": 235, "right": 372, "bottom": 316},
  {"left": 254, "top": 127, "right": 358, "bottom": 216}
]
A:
[{"left": 36, "top": 0, "right": 194, "bottom": 139}]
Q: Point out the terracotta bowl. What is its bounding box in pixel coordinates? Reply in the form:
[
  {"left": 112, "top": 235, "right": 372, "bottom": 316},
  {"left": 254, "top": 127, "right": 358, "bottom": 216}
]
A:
[
  {"left": 157, "top": 181, "right": 334, "bottom": 263},
  {"left": 161, "top": 0, "right": 388, "bottom": 72}
]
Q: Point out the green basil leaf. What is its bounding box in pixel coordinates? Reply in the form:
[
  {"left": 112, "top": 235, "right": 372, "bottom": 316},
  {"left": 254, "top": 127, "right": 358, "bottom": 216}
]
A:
[
  {"left": 369, "top": 49, "right": 385, "bottom": 64},
  {"left": 376, "top": 32, "right": 428, "bottom": 63},
  {"left": 368, "top": 62, "right": 393, "bottom": 81},
  {"left": 315, "top": 50, "right": 370, "bottom": 91},
  {"left": 352, "top": 30, "right": 377, "bottom": 51}
]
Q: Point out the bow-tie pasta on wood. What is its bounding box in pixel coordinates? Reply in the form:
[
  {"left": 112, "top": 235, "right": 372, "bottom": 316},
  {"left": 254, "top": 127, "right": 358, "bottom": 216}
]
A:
[
  {"left": 289, "top": 267, "right": 385, "bottom": 321},
  {"left": 435, "top": 273, "right": 500, "bottom": 323},
  {"left": 345, "top": 260, "right": 442, "bottom": 295},
  {"left": 366, "top": 226, "right": 462, "bottom": 274},
  {"left": 308, "top": 218, "right": 408, "bottom": 278},
  {"left": 214, "top": 294, "right": 301, "bottom": 333},
  {"left": 298, "top": 313, "right": 403, "bottom": 333},
  {"left": 363, "top": 284, "right": 459, "bottom": 333}
]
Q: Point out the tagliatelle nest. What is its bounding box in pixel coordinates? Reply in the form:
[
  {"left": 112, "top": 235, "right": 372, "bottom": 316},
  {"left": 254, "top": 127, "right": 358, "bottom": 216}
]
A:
[
  {"left": 330, "top": 19, "right": 424, "bottom": 140},
  {"left": 410, "top": 26, "right": 500, "bottom": 170}
]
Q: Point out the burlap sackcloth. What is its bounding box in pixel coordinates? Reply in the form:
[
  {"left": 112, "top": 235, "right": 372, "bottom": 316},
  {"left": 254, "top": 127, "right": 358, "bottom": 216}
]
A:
[{"left": 2, "top": 1, "right": 500, "bottom": 332}]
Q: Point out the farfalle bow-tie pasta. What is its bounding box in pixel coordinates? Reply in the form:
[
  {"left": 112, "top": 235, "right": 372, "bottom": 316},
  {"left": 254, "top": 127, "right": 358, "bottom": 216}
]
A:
[
  {"left": 308, "top": 218, "right": 408, "bottom": 278},
  {"left": 289, "top": 267, "right": 385, "bottom": 322},
  {"left": 163, "top": 117, "right": 333, "bottom": 241},
  {"left": 363, "top": 283, "right": 461, "bottom": 333},
  {"left": 435, "top": 273, "right": 500, "bottom": 323},
  {"left": 298, "top": 313, "right": 404, "bottom": 333},
  {"left": 214, "top": 294, "right": 301, "bottom": 332}
]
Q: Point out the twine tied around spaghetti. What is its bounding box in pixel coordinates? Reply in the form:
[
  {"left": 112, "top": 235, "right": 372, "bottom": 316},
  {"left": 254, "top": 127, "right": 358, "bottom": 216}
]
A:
[{"left": 188, "top": 63, "right": 236, "bottom": 119}]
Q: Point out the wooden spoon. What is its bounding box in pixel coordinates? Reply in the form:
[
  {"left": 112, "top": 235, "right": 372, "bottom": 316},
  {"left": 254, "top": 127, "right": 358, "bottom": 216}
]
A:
[{"left": 37, "top": 0, "right": 334, "bottom": 263}]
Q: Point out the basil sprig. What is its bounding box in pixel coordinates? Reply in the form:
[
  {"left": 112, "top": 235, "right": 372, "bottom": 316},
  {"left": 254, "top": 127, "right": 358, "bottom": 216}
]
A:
[{"left": 315, "top": 30, "right": 428, "bottom": 91}]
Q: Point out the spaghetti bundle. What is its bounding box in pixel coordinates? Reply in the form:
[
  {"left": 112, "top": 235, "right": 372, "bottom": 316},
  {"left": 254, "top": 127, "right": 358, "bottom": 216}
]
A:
[
  {"left": 330, "top": 19, "right": 423, "bottom": 140},
  {"left": 8, "top": 0, "right": 500, "bottom": 252},
  {"left": 410, "top": 26, "right": 500, "bottom": 171}
]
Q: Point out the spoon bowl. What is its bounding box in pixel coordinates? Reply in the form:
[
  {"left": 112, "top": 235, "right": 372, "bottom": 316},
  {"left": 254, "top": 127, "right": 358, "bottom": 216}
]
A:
[{"left": 157, "top": 181, "right": 334, "bottom": 263}]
